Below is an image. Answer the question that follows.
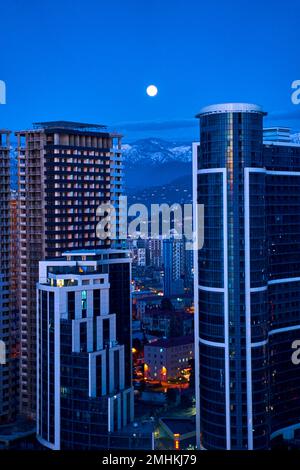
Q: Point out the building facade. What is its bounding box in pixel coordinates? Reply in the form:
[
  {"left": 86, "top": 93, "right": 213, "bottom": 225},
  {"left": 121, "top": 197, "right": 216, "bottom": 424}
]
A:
[
  {"left": 16, "top": 121, "right": 123, "bottom": 416},
  {"left": 147, "top": 238, "right": 163, "bottom": 269},
  {"left": 144, "top": 336, "right": 194, "bottom": 382},
  {"left": 0, "top": 130, "right": 18, "bottom": 423},
  {"left": 194, "top": 103, "right": 300, "bottom": 449},
  {"left": 142, "top": 307, "right": 193, "bottom": 338},
  {"left": 9, "top": 192, "right": 19, "bottom": 310},
  {"left": 134, "top": 247, "right": 146, "bottom": 267},
  {"left": 163, "top": 237, "right": 185, "bottom": 297},
  {"left": 36, "top": 249, "right": 133, "bottom": 450}
]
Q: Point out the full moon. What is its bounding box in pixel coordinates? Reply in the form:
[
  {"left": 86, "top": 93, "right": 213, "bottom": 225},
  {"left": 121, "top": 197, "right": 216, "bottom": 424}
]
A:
[{"left": 146, "top": 85, "right": 158, "bottom": 97}]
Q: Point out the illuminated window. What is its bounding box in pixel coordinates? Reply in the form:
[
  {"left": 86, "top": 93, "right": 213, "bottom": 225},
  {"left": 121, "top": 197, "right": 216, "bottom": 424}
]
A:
[{"left": 81, "top": 290, "right": 87, "bottom": 317}]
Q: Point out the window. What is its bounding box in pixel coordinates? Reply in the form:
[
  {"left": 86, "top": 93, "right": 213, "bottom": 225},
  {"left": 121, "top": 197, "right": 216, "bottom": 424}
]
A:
[{"left": 81, "top": 290, "right": 87, "bottom": 318}]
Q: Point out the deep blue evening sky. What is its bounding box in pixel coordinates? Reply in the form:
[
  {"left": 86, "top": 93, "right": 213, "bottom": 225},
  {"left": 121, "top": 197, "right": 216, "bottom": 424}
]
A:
[{"left": 1, "top": 0, "right": 300, "bottom": 141}]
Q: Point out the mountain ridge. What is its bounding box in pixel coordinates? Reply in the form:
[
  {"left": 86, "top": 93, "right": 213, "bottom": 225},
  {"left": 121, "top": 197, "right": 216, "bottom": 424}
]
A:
[{"left": 122, "top": 138, "right": 192, "bottom": 189}]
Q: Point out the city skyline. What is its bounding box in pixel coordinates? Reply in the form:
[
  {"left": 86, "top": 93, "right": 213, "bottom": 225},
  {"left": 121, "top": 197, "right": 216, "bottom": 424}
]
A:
[{"left": 1, "top": 0, "right": 300, "bottom": 459}]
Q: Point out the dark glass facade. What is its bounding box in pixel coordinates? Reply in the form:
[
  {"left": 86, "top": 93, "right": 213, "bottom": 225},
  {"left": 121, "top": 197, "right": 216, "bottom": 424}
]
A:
[
  {"left": 36, "top": 250, "right": 133, "bottom": 450},
  {"left": 195, "top": 104, "right": 300, "bottom": 450},
  {"left": 108, "top": 261, "right": 132, "bottom": 388}
]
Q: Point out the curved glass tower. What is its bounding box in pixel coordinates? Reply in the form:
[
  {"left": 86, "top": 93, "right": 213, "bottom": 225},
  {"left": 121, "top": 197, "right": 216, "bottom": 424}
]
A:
[
  {"left": 194, "top": 103, "right": 300, "bottom": 450},
  {"left": 194, "top": 103, "right": 268, "bottom": 450}
]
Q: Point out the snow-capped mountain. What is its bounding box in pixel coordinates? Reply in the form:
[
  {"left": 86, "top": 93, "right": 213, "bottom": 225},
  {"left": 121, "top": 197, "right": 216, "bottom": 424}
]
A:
[
  {"left": 122, "top": 138, "right": 192, "bottom": 165},
  {"left": 122, "top": 138, "right": 192, "bottom": 189}
]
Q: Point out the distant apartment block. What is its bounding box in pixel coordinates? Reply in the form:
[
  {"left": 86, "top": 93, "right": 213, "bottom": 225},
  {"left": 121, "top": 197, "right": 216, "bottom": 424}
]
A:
[
  {"left": 147, "top": 238, "right": 163, "bottom": 268},
  {"left": 134, "top": 247, "right": 146, "bottom": 267},
  {"left": 163, "top": 237, "right": 185, "bottom": 297}
]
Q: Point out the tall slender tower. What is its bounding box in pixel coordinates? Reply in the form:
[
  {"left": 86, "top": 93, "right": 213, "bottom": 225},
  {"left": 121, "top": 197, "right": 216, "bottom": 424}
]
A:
[
  {"left": 16, "top": 122, "right": 123, "bottom": 416},
  {"left": 194, "top": 103, "right": 300, "bottom": 450},
  {"left": 163, "top": 237, "right": 185, "bottom": 297},
  {"left": 194, "top": 104, "right": 267, "bottom": 450},
  {"left": 0, "top": 130, "right": 18, "bottom": 423}
]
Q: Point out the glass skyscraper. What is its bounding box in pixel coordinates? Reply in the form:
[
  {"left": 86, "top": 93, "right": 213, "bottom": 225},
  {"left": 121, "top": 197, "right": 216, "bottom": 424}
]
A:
[
  {"left": 163, "top": 237, "right": 185, "bottom": 297},
  {"left": 36, "top": 250, "right": 133, "bottom": 450},
  {"left": 193, "top": 103, "right": 300, "bottom": 449}
]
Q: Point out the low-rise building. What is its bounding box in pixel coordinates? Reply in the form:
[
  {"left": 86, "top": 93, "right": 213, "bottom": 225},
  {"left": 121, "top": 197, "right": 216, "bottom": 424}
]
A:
[
  {"left": 142, "top": 307, "right": 193, "bottom": 338},
  {"left": 144, "top": 336, "right": 194, "bottom": 381}
]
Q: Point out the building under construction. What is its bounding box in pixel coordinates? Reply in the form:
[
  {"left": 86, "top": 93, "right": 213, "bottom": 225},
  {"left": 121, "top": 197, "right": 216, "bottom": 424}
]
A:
[
  {"left": 15, "top": 121, "right": 124, "bottom": 417},
  {"left": 0, "top": 130, "right": 19, "bottom": 424}
]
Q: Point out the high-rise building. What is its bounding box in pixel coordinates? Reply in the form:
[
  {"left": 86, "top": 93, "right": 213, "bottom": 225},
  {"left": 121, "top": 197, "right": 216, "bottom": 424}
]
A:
[
  {"left": 16, "top": 121, "right": 123, "bottom": 416},
  {"left": 9, "top": 192, "right": 19, "bottom": 307},
  {"left": 147, "top": 238, "right": 163, "bottom": 269},
  {"left": 193, "top": 103, "right": 300, "bottom": 450},
  {"left": 135, "top": 247, "right": 146, "bottom": 267},
  {"left": 183, "top": 242, "right": 194, "bottom": 292},
  {"left": 163, "top": 237, "right": 184, "bottom": 297},
  {"left": 0, "top": 130, "right": 18, "bottom": 423},
  {"left": 36, "top": 249, "right": 133, "bottom": 450}
]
